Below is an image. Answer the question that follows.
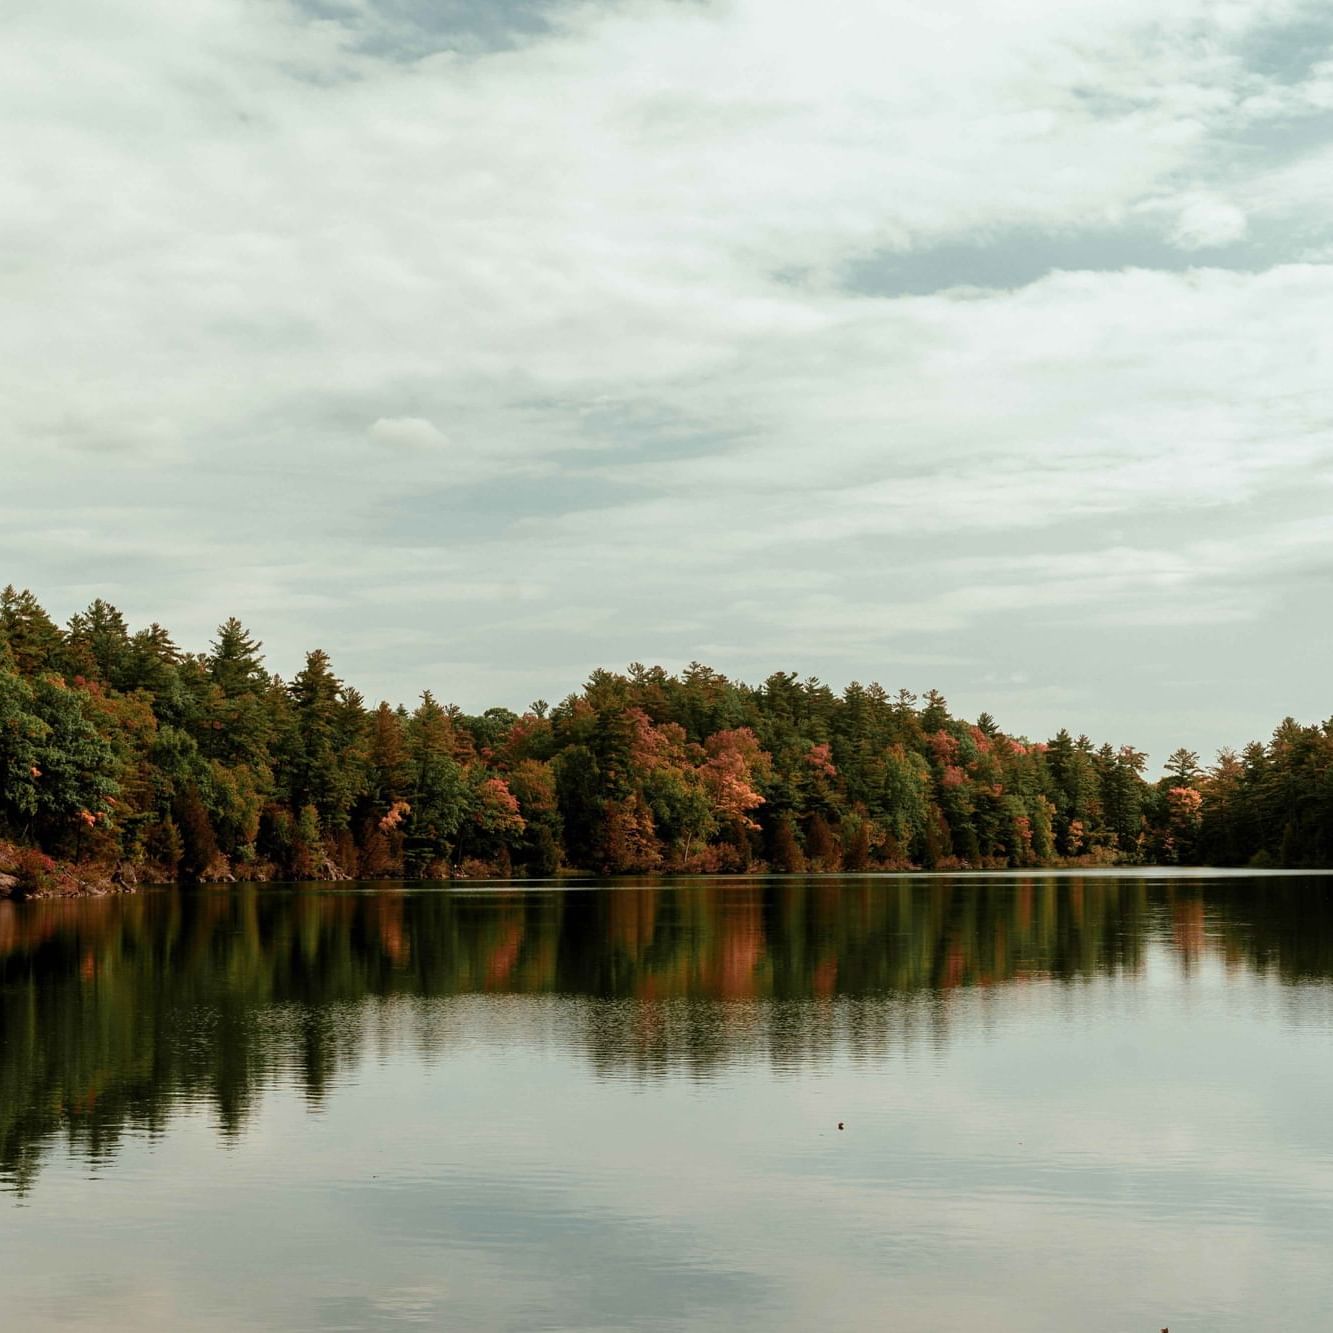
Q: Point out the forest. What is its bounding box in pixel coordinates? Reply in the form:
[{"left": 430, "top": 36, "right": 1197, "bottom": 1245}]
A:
[{"left": 1, "top": 583, "right": 1330, "bottom": 889}]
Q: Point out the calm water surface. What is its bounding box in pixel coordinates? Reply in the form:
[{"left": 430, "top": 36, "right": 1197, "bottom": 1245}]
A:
[{"left": 3, "top": 871, "right": 1333, "bottom": 1331}]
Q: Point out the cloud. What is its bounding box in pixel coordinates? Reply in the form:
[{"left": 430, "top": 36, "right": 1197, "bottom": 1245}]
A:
[
  {"left": 1169, "top": 195, "right": 1250, "bottom": 249},
  {"left": 3, "top": 0, "right": 1332, "bottom": 760},
  {"left": 368, "top": 416, "right": 449, "bottom": 449}
]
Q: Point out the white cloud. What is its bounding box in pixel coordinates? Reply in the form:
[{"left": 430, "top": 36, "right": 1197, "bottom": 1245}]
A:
[
  {"left": 1168, "top": 195, "right": 1250, "bottom": 249},
  {"left": 2, "top": 0, "right": 1332, "bottom": 759},
  {"left": 368, "top": 416, "right": 449, "bottom": 449}
]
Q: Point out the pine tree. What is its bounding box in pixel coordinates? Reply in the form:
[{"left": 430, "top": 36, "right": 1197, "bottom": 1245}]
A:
[{"left": 0, "top": 586, "right": 63, "bottom": 676}]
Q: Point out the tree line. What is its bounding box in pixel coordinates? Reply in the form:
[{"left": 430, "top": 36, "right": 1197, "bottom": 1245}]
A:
[{"left": 1, "top": 584, "right": 1330, "bottom": 883}]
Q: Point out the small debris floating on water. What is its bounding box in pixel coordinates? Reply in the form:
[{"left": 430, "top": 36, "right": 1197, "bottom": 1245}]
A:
[{"left": 837, "top": 1122, "right": 844, "bottom": 1130}]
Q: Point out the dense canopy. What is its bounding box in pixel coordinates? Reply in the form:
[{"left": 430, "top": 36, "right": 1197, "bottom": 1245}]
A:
[{"left": 1, "top": 585, "right": 1329, "bottom": 886}]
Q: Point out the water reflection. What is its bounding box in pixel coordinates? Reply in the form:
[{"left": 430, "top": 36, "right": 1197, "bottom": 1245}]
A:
[{"left": 0, "top": 873, "right": 1329, "bottom": 1196}]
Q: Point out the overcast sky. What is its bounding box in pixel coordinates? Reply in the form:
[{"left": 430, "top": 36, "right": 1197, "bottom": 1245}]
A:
[{"left": 4, "top": 0, "right": 1332, "bottom": 767}]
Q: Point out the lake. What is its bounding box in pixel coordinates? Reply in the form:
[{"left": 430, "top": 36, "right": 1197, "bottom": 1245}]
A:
[{"left": 3, "top": 871, "right": 1333, "bottom": 1330}]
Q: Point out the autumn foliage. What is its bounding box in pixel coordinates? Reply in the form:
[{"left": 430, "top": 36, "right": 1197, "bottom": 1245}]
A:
[{"left": 3, "top": 586, "right": 1333, "bottom": 884}]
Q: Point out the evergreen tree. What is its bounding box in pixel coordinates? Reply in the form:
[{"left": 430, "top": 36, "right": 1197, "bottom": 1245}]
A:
[
  {"left": 0, "top": 586, "right": 63, "bottom": 676},
  {"left": 64, "top": 599, "right": 131, "bottom": 685}
]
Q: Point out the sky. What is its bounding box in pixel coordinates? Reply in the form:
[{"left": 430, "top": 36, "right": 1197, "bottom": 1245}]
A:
[{"left": 3, "top": 0, "right": 1332, "bottom": 768}]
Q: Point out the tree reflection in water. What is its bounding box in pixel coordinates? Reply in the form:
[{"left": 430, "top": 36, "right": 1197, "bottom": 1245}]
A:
[{"left": 2, "top": 874, "right": 1329, "bottom": 1194}]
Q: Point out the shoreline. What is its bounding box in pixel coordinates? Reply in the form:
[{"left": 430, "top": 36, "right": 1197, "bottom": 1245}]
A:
[{"left": 3, "top": 844, "right": 1323, "bottom": 902}]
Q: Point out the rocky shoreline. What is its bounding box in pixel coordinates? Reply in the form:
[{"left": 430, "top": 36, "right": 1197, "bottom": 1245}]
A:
[
  {"left": 0, "top": 839, "right": 358, "bottom": 901},
  {"left": 0, "top": 851, "right": 134, "bottom": 901}
]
